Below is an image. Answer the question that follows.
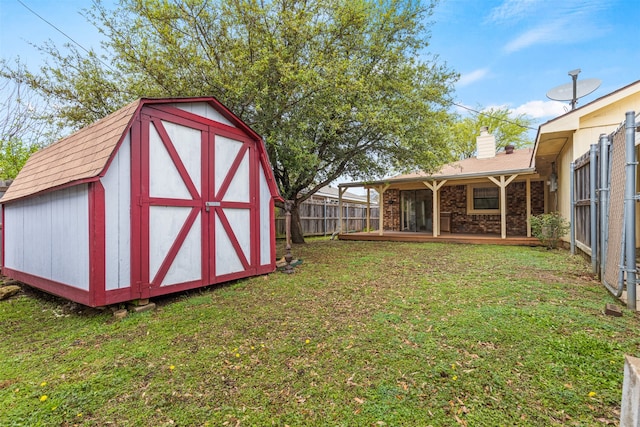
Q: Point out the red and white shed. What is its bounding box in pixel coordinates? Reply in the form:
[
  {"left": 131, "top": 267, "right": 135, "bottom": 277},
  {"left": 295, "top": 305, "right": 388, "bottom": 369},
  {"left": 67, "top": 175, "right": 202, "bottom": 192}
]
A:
[{"left": 0, "top": 97, "right": 282, "bottom": 307}]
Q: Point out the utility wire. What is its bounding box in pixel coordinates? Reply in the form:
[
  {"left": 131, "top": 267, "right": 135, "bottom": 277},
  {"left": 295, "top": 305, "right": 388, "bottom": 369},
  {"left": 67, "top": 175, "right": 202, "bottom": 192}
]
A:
[
  {"left": 17, "top": 0, "right": 544, "bottom": 134},
  {"left": 451, "top": 101, "right": 539, "bottom": 131},
  {"left": 16, "top": 0, "right": 117, "bottom": 74}
]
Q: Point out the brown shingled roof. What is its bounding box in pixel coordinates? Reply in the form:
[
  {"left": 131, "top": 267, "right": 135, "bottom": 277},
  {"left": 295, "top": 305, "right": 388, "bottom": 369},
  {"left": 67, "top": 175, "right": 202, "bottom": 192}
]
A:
[
  {"left": 389, "top": 148, "right": 535, "bottom": 181},
  {"left": 0, "top": 100, "right": 142, "bottom": 203}
]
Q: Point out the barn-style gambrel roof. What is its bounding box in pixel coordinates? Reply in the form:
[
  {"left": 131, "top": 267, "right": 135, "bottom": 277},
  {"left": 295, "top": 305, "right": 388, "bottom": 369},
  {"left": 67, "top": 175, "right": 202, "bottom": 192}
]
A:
[
  {"left": 2, "top": 100, "right": 140, "bottom": 203},
  {"left": 1, "top": 97, "right": 280, "bottom": 203}
]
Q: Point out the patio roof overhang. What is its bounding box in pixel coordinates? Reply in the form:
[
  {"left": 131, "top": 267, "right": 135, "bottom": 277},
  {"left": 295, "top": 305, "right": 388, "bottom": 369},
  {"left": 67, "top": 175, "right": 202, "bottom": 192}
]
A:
[{"left": 338, "top": 167, "right": 538, "bottom": 190}]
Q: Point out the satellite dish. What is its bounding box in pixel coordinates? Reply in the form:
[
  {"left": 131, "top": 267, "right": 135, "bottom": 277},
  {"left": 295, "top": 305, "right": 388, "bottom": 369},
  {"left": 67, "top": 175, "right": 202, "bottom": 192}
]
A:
[
  {"left": 546, "top": 78, "right": 601, "bottom": 101},
  {"left": 546, "top": 69, "right": 601, "bottom": 110}
]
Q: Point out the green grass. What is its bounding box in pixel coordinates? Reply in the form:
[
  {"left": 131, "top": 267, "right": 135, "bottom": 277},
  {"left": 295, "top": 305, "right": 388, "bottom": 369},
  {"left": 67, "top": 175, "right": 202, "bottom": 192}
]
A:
[{"left": 1, "top": 239, "right": 637, "bottom": 426}]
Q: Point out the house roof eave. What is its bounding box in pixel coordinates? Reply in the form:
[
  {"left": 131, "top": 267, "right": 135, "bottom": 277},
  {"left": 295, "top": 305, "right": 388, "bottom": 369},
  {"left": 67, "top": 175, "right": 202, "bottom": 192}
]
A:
[{"left": 339, "top": 168, "right": 538, "bottom": 189}]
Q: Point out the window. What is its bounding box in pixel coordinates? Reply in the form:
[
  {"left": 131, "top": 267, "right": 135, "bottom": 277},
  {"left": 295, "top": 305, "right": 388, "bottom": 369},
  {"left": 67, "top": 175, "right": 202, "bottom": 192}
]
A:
[{"left": 467, "top": 185, "right": 500, "bottom": 214}]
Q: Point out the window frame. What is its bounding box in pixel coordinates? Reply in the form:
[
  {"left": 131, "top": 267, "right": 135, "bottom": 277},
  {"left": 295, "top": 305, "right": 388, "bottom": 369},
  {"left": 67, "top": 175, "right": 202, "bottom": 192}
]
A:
[{"left": 467, "top": 184, "right": 501, "bottom": 214}]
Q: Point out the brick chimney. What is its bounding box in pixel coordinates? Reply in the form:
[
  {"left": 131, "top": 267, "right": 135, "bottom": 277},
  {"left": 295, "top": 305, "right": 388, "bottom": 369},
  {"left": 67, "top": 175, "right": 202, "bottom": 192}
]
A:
[{"left": 476, "top": 126, "right": 496, "bottom": 159}]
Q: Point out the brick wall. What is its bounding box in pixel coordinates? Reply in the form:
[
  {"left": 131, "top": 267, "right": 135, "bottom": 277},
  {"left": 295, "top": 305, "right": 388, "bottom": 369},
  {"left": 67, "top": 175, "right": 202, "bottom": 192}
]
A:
[
  {"left": 380, "top": 181, "right": 545, "bottom": 235},
  {"left": 383, "top": 189, "right": 400, "bottom": 231},
  {"left": 440, "top": 181, "right": 545, "bottom": 236}
]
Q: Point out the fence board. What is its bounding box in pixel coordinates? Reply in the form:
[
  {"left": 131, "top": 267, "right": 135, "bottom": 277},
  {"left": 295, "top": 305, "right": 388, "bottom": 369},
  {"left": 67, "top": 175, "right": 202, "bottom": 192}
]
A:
[
  {"left": 275, "top": 199, "right": 379, "bottom": 237},
  {"left": 574, "top": 149, "right": 593, "bottom": 248}
]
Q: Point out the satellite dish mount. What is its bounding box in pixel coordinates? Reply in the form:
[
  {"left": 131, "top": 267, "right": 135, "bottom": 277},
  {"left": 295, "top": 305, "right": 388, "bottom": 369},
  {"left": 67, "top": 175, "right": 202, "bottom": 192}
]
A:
[
  {"left": 546, "top": 69, "right": 601, "bottom": 110},
  {"left": 568, "top": 69, "right": 580, "bottom": 110}
]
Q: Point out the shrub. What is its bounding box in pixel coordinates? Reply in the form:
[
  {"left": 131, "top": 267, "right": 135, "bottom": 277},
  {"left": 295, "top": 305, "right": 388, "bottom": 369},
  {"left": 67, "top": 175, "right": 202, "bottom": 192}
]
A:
[{"left": 530, "top": 212, "right": 570, "bottom": 249}]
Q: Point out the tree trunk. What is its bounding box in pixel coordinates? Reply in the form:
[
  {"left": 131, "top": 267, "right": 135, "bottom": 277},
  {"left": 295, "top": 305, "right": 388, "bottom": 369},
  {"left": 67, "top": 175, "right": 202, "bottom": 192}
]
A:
[{"left": 290, "top": 202, "right": 306, "bottom": 244}]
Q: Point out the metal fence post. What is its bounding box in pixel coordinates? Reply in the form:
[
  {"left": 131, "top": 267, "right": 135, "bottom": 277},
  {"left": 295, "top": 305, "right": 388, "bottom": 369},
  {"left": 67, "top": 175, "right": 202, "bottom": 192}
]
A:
[
  {"left": 599, "top": 133, "right": 610, "bottom": 283},
  {"left": 624, "top": 111, "right": 636, "bottom": 310},
  {"left": 590, "top": 144, "right": 598, "bottom": 273},
  {"left": 570, "top": 161, "right": 576, "bottom": 254}
]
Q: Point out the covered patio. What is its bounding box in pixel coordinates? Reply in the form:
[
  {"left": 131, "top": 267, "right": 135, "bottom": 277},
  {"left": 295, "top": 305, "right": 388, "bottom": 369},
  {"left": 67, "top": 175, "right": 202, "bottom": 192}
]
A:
[{"left": 336, "top": 128, "right": 549, "bottom": 245}]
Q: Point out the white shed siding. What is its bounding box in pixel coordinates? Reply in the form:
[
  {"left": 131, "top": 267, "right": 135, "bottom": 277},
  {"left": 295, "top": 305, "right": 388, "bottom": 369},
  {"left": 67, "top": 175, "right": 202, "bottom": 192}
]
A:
[
  {"left": 161, "top": 211, "right": 202, "bottom": 286},
  {"left": 174, "top": 102, "right": 235, "bottom": 128},
  {"left": 149, "top": 123, "right": 191, "bottom": 199},
  {"left": 149, "top": 206, "right": 202, "bottom": 286},
  {"left": 259, "top": 163, "right": 272, "bottom": 265},
  {"left": 225, "top": 149, "right": 250, "bottom": 202},
  {"left": 102, "top": 132, "right": 131, "bottom": 290},
  {"left": 224, "top": 208, "right": 251, "bottom": 261},
  {"left": 163, "top": 121, "right": 202, "bottom": 193},
  {"left": 215, "top": 214, "right": 244, "bottom": 275},
  {"left": 3, "top": 201, "right": 25, "bottom": 271},
  {"left": 4, "top": 185, "right": 89, "bottom": 289},
  {"left": 215, "top": 136, "right": 244, "bottom": 195}
]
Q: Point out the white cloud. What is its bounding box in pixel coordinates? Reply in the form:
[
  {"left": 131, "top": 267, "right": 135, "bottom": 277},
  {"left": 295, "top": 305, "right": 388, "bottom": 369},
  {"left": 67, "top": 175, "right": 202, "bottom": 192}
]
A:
[
  {"left": 511, "top": 100, "right": 568, "bottom": 119},
  {"left": 457, "top": 68, "right": 490, "bottom": 87},
  {"left": 487, "top": 0, "right": 541, "bottom": 24},
  {"left": 492, "top": 0, "right": 610, "bottom": 53},
  {"left": 504, "top": 19, "right": 570, "bottom": 53}
]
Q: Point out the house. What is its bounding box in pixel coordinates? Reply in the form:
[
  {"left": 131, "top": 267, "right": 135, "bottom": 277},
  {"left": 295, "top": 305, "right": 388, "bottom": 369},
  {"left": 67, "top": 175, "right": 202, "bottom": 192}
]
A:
[
  {"left": 339, "top": 127, "right": 545, "bottom": 244},
  {"left": 0, "top": 97, "right": 282, "bottom": 307},
  {"left": 534, "top": 79, "right": 640, "bottom": 232}
]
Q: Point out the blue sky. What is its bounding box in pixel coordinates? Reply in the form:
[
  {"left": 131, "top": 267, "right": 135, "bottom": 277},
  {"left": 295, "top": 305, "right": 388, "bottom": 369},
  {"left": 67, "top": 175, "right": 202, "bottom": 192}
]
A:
[
  {"left": 429, "top": 0, "right": 639, "bottom": 125},
  {"left": 1, "top": 0, "right": 638, "bottom": 132}
]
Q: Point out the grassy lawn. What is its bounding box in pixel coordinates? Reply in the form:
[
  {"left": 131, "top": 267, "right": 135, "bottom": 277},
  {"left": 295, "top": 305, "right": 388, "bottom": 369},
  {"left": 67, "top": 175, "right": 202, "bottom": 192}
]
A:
[{"left": 1, "top": 239, "right": 637, "bottom": 426}]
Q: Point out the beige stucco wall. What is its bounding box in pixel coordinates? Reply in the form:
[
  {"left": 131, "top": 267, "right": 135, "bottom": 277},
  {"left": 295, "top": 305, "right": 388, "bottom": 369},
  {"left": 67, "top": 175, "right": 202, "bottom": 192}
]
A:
[
  {"left": 551, "top": 91, "right": 640, "bottom": 242},
  {"left": 556, "top": 140, "right": 573, "bottom": 222},
  {"left": 572, "top": 91, "right": 640, "bottom": 156}
]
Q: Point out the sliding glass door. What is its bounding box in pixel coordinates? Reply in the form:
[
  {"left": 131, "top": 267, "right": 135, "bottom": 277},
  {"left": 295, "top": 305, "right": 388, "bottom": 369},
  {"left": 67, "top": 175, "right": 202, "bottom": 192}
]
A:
[{"left": 400, "top": 190, "right": 432, "bottom": 232}]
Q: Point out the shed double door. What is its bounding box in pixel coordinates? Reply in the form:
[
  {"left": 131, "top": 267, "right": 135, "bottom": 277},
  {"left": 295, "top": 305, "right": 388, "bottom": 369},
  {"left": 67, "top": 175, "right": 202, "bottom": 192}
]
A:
[{"left": 133, "top": 107, "right": 257, "bottom": 298}]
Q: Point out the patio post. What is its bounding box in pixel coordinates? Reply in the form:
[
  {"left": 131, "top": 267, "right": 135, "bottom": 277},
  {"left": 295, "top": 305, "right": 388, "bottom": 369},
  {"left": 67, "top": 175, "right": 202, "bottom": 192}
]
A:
[
  {"left": 433, "top": 183, "right": 439, "bottom": 236},
  {"left": 376, "top": 184, "right": 389, "bottom": 235},
  {"left": 366, "top": 188, "right": 371, "bottom": 232},
  {"left": 526, "top": 178, "right": 532, "bottom": 237},
  {"left": 423, "top": 180, "right": 446, "bottom": 236},
  {"left": 488, "top": 175, "right": 517, "bottom": 239},
  {"left": 338, "top": 187, "right": 347, "bottom": 235}
]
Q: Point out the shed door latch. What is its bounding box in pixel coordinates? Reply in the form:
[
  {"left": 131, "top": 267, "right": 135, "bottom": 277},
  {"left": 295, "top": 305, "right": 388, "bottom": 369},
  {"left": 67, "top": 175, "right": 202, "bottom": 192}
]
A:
[{"left": 205, "top": 201, "right": 220, "bottom": 212}]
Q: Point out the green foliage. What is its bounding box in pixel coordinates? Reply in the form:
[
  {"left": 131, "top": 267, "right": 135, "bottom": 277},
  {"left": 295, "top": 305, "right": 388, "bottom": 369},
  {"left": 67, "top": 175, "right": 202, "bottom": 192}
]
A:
[
  {"left": 449, "top": 106, "right": 534, "bottom": 159},
  {"left": 0, "top": 138, "right": 38, "bottom": 179},
  {"left": 4, "top": 0, "right": 458, "bottom": 204},
  {"left": 0, "top": 241, "right": 632, "bottom": 426},
  {"left": 530, "top": 212, "right": 570, "bottom": 249},
  {"left": 0, "top": 77, "right": 55, "bottom": 178}
]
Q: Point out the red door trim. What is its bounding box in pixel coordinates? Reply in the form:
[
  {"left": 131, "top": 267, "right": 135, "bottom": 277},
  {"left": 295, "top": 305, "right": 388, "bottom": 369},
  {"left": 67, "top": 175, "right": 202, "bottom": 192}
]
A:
[
  {"left": 88, "top": 181, "right": 107, "bottom": 306},
  {"left": 148, "top": 104, "right": 251, "bottom": 140},
  {"left": 250, "top": 140, "right": 259, "bottom": 268},
  {"left": 139, "top": 114, "right": 151, "bottom": 298},
  {"left": 218, "top": 201, "right": 251, "bottom": 209},
  {"left": 206, "top": 129, "right": 215, "bottom": 284},
  {"left": 147, "top": 198, "right": 200, "bottom": 207}
]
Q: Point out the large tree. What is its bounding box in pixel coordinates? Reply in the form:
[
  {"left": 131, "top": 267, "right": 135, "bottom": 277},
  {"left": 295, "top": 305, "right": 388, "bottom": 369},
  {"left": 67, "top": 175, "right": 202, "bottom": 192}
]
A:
[
  {"left": 3, "top": 0, "right": 457, "bottom": 242},
  {"left": 449, "top": 107, "right": 534, "bottom": 160},
  {"left": 0, "top": 76, "right": 53, "bottom": 179}
]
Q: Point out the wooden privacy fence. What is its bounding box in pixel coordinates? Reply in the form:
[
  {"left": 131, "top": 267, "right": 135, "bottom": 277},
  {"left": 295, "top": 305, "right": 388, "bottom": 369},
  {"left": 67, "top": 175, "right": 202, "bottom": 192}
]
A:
[
  {"left": 573, "top": 149, "right": 594, "bottom": 252},
  {"left": 276, "top": 200, "right": 379, "bottom": 237}
]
